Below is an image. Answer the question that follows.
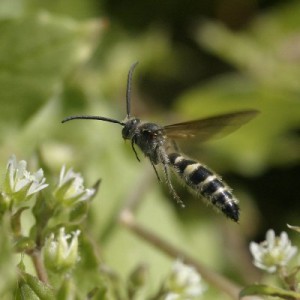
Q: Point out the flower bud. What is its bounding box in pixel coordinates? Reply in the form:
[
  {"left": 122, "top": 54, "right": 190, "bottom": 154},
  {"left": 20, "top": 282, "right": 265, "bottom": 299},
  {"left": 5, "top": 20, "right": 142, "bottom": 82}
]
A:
[
  {"left": 2, "top": 155, "right": 48, "bottom": 206},
  {"left": 53, "top": 166, "right": 95, "bottom": 206},
  {"left": 44, "top": 227, "right": 80, "bottom": 273}
]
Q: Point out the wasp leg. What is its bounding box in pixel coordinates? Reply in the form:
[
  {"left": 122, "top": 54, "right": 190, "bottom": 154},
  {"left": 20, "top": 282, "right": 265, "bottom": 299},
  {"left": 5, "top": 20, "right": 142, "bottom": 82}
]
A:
[
  {"left": 131, "top": 139, "right": 140, "bottom": 162},
  {"left": 157, "top": 147, "right": 185, "bottom": 207},
  {"left": 161, "top": 160, "right": 185, "bottom": 208},
  {"left": 150, "top": 160, "right": 161, "bottom": 182}
]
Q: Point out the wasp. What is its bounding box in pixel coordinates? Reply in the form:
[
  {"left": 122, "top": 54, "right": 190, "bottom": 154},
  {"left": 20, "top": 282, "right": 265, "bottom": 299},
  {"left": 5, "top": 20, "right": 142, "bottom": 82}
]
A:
[{"left": 62, "top": 62, "right": 258, "bottom": 222}]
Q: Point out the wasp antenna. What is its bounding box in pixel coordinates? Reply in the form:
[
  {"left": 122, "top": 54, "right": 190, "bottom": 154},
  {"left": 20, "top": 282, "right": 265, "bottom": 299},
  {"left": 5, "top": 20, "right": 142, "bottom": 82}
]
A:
[
  {"left": 61, "top": 115, "right": 125, "bottom": 126},
  {"left": 126, "top": 61, "right": 139, "bottom": 118}
]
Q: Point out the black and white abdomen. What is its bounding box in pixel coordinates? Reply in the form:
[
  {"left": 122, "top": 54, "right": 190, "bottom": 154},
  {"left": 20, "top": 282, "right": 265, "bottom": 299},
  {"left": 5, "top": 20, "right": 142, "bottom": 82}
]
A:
[{"left": 168, "top": 153, "right": 239, "bottom": 222}]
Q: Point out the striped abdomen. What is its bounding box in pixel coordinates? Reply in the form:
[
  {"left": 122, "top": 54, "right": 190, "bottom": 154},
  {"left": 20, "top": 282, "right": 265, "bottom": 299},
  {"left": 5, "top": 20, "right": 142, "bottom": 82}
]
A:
[{"left": 168, "top": 153, "right": 239, "bottom": 222}]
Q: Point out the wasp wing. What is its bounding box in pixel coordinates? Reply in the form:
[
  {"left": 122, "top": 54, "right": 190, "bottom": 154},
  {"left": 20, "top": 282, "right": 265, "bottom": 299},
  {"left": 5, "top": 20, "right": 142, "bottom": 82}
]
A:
[{"left": 162, "top": 110, "right": 259, "bottom": 142}]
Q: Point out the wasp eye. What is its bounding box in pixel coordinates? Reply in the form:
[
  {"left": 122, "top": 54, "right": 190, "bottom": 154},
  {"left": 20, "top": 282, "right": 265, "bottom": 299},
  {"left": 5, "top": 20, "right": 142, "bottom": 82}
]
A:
[
  {"left": 142, "top": 129, "right": 151, "bottom": 135},
  {"left": 122, "top": 118, "right": 140, "bottom": 139}
]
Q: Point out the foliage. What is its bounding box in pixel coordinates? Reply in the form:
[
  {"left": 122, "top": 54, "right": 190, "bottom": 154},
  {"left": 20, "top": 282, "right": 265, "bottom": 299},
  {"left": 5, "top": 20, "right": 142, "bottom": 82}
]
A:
[{"left": 0, "top": 0, "right": 299, "bottom": 299}]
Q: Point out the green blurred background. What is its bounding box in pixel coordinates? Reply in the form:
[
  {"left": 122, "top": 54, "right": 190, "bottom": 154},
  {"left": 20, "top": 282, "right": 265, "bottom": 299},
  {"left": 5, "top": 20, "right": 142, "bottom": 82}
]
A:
[{"left": 0, "top": 0, "right": 299, "bottom": 298}]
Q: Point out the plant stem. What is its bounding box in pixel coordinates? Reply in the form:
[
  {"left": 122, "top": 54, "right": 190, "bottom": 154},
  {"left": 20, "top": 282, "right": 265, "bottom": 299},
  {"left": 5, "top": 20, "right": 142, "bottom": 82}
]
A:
[
  {"left": 119, "top": 209, "right": 241, "bottom": 299},
  {"left": 118, "top": 169, "right": 263, "bottom": 300},
  {"left": 30, "top": 249, "right": 48, "bottom": 283}
]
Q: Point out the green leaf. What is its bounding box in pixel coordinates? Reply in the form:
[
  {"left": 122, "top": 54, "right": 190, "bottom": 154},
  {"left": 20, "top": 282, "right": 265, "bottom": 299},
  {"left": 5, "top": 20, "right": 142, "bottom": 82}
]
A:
[
  {"left": 31, "top": 192, "right": 54, "bottom": 248},
  {"left": 53, "top": 177, "right": 77, "bottom": 203},
  {"left": 127, "top": 264, "right": 148, "bottom": 298},
  {"left": 0, "top": 0, "right": 24, "bottom": 19},
  {"left": 13, "top": 236, "right": 36, "bottom": 253},
  {"left": 191, "top": 1, "right": 300, "bottom": 174},
  {"left": 0, "top": 216, "right": 16, "bottom": 295},
  {"left": 69, "top": 200, "right": 89, "bottom": 223},
  {"left": 32, "top": 193, "right": 53, "bottom": 232},
  {"left": 287, "top": 224, "right": 300, "bottom": 234},
  {"left": 69, "top": 180, "right": 100, "bottom": 223},
  {"left": 19, "top": 283, "right": 40, "bottom": 300},
  {"left": 240, "top": 284, "right": 300, "bottom": 299},
  {"left": 56, "top": 278, "right": 76, "bottom": 300},
  {"left": 11, "top": 207, "right": 29, "bottom": 236},
  {"left": 86, "top": 287, "right": 102, "bottom": 299},
  {"left": 19, "top": 272, "right": 55, "bottom": 300},
  {"left": 0, "top": 13, "right": 102, "bottom": 129},
  {"left": 197, "top": 2, "right": 300, "bottom": 92}
]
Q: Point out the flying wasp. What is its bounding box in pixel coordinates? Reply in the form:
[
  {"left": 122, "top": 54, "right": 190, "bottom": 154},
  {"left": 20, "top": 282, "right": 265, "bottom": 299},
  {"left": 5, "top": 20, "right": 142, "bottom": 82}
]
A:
[{"left": 62, "top": 62, "right": 258, "bottom": 222}]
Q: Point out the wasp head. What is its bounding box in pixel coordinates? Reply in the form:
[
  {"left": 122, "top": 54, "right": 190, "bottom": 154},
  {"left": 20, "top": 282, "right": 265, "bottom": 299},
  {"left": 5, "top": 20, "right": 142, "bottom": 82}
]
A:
[{"left": 122, "top": 118, "right": 140, "bottom": 140}]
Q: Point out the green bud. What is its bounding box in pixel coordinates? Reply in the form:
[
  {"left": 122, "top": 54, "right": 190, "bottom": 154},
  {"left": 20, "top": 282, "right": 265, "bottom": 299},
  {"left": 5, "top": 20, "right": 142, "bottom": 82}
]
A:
[
  {"left": 44, "top": 227, "right": 80, "bottom": 273},
  {"left": 127, "top": 264, "right": 148, "bottom": 298}
]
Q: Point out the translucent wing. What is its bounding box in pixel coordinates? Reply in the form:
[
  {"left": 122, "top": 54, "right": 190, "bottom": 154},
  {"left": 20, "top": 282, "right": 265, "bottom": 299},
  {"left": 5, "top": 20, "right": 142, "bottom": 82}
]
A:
[{"left": 162, "top": 110, "right": 259, "bottom": 142}]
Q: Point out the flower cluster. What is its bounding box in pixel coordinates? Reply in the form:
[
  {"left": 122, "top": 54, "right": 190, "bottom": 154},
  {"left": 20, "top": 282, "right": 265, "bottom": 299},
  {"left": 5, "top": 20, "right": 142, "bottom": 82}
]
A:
[
  {"left": 165, "top": 260, "right": 206, "bottom": 299},
  {"left": 250, "top": 229, "right": 298, "bottom": 273},
  {"left": 0, "top": 154, "right": 99, "bottom": 296}
]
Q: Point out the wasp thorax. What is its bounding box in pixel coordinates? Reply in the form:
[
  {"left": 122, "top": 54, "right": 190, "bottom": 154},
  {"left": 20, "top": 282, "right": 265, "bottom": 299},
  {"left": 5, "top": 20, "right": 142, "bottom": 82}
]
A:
[{"left": 122, "top": 118, "right": 141, "bottom": 140}]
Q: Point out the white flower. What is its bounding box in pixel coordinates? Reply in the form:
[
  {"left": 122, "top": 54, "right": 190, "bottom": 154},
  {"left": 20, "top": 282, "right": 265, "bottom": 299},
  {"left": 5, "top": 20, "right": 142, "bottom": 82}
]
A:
[
  {"left": 2, "top": 155, "right": 48, "bottom": 202},
  {"left": 165, "top": 293, "right": 181, "bottom": 300},
  {"left": 54, "top": 165, "right": 95, "bottom": 206},
  {"left": 44, "top": 227, "right": 80, "bottom": 273},
  {"left": 165, "top": 260, "right": 206, "bottom": 299},
  {"left": 250, "top": 229, "right": 298, "bottom": 273}
]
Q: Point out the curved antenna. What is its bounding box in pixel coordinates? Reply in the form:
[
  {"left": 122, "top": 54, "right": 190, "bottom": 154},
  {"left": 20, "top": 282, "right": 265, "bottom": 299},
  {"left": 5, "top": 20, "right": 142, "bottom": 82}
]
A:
[
  {"left": 62, "top": 115, "right": 125, "bottom": 125},
  {"left": 126, "top": 61, "right": 139, "bottom": 118}
]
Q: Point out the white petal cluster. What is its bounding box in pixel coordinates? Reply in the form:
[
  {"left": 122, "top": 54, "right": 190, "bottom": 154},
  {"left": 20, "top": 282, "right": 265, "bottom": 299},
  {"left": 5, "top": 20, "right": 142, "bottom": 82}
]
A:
[
  {"left": 250, "top": 229, "right": 298, "bottom": 273},
  {"left": 44, "top": 227, "right": 80, "bottom": 273},
  {"left": 165, "top": 260, "right": 206, "bottom": 299},
  {"left": 3, "top": 155, "right": 48, "bottom": 202},
  {"left": 54, "top": 165, "right": 95, "bottom": 206}
]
